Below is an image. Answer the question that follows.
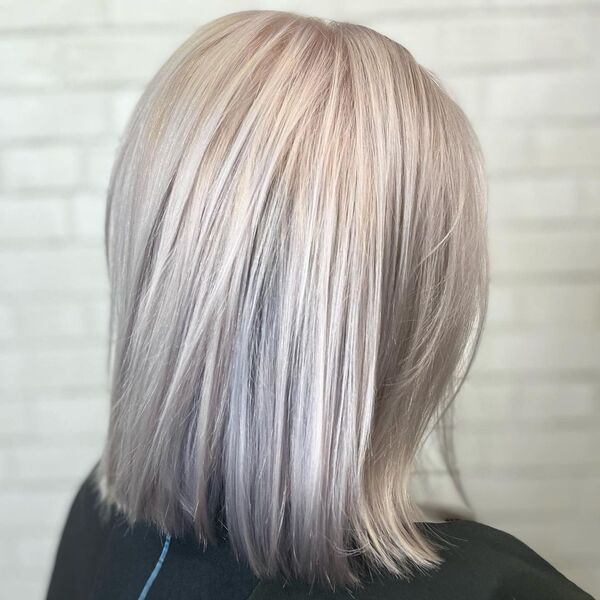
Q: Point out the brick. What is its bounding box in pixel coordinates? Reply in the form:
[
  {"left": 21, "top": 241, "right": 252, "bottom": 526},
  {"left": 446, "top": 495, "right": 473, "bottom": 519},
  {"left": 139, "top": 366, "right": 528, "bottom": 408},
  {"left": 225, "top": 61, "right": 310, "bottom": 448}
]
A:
[
  {"left": 0, "top": 346, "right": 107, "bottom": 389},
  {"left": 476, "top": 329, "right": 600, "bottom": 371},
  {"left": 534, "top": 125, "right": 600, "bottom": 169},
  {"left": 108, "top": 0, "right": 259, "bottom": 25},
  {"left": 486, "top": 283, "right": 600, "bottom": 325},
  {"left": 1, "top": 0, "right": 103, "bottom": 28},
  {"left": 82, "top": 141, "right": 119, "bottom": 190},
  {"left": 345, "top": 0, "right": 484, "bottom": 12},
  {"left": 87, "top": 299, "right": 110, "bottom": 336},
  {"left": 0, "top": 37, "right": 62, "bottom": 87},
  {"left": 111, "top": 89, "right": 143, "bottom": 133},
  {"left": 490, "top": 0, "right": 597, "bottom": 5},
  {"left": 0, "top": 489, "right": 72, "bottom": 533},
  {"left": 1, "top": 445, "right": 102, "bottom": 483},
  {"left": 455, "top": 429, "right": 600, "bottom": 468},
  {"left": 31, "top": 397, "right": 108, "bottom": 436},
  {"left": 0, "top": 402, "right": 31, "bottom": 435},
  {"left": 359, "top": 18, "right": 443, "bottom": 66},
  {"left": 517, "top": 283, "right": 600, "bottom": 325},
  {"left": 15, "top": 536, "right": 56, "bottom": 569},
  {"left": 439, "top": 75, "right": 485, "bottom": 121},
  {"left": 16, "top": 301, "right": 89, "bottom": 338},
  {"left": 63, "top": 33, "right": 183, "bottom": 85},
  {"left": 456, "top": 380, "right": 598, "bottom": 422},
  {"left": 0, "top": 246, "right": 107, "bottom": 293},
  {"left": 488, "top": 176, "right": 578, "bottom": 221},
  {"left": 0, "top": 199, "right": 69, "bottom": 240},
  {"left": 1, "top": 578, "right": 46, "bottom": 600},
  {"left": 0, "top": 304, "right": 16, "bottom": 339},
  {"left": 415, "top": 472, "right": 600, "bottom": 516},
  {"left": 71, "top": 193, "right": 106, "bottom": 239},
  {"left": 476, "top": 126, "right": 536, "bottom": 174},
  {"left": 0, "top": 538, "right": 9, "bottom": 568},
  {"left": 487, "top": 71, "right": 600, "bottom": 119},
  {"left": 2, "top": 145, "right": 80, "bottom": 189},
  {"left": 486, "top": 285, "right": 516, "bottom": 324},
  {"left": 489, "top": 230, "right": 600, "bottom": 275},
  {"left": 0, "top": 93, "right": 108, "bottom": 141},
  {"left": 0, "top": 6, "right": 598, "bottom": 598},
  {"left": 0, "top": 354, "right": 20, "bottom": 392},
  {"left": 577, "top": 177, "right": 600, "bottom": 217},
  {"left": 442, "top": 17, "right": 591, "bottom": 66}
]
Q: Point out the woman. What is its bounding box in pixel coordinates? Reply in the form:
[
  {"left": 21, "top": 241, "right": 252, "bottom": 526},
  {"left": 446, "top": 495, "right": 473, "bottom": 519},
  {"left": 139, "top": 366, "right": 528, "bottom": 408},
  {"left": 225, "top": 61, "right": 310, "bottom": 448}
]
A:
[{"left": 46, "top": 10, "right": 594, "bottom": 600}]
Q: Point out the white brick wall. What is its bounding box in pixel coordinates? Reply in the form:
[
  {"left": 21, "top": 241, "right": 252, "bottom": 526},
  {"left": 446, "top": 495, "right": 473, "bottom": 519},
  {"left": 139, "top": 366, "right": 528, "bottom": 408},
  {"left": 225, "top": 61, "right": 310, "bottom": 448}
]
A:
[{"left": 1, "top": 1, "right": 598, "bottom": 598}]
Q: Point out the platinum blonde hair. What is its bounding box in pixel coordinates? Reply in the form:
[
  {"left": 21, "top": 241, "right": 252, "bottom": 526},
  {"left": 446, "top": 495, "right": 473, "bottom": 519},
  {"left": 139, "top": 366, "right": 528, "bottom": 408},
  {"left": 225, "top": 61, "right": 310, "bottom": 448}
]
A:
[{"left": 98, "top": 9, "right": 488, "bottom": 589}]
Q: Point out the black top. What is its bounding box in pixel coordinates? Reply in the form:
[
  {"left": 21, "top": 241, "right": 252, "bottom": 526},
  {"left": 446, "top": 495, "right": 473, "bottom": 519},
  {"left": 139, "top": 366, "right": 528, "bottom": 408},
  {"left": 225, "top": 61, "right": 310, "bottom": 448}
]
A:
[{"left": 46, "top": 468, "right": 595, "bottom": 600}]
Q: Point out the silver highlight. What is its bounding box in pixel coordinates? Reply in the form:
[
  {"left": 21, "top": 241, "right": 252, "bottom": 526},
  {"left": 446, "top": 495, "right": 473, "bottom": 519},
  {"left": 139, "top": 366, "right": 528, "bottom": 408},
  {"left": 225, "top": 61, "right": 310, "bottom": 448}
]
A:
[{"left": 97, "top": 9, "right": 488, "bottom": 589}]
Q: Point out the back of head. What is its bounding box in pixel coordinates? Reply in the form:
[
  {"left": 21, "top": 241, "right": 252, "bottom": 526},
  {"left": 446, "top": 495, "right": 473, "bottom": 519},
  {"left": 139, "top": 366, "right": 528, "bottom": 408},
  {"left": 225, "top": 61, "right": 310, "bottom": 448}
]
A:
[{"left": 98, "top": 9, "right": 488, "bottom": 590}]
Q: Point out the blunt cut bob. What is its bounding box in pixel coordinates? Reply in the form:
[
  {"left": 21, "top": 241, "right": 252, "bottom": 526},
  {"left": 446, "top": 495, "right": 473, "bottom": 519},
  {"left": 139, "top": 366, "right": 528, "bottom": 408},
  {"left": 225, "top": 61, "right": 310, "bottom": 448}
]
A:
[{"left": 97, "top": 9, "right": 488, "bottom": 589}]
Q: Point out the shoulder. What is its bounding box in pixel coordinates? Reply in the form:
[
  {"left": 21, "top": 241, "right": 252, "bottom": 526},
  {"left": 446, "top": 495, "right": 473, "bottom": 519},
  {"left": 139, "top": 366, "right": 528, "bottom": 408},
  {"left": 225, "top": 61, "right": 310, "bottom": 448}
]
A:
[
  {"left": 46, "top": 463, "right": 115, "bottom": 600},
  {"left": 249, "top": 520, "right": 595, "bottom": 600},
  {"left": 419, "top": 519, "right": 595, "bottom": 600},
  {"left": 58, "top": 463, "right": 115, "bottom": 541},
  {"left": 428, "top": 519, "right": 574, "bottom": 572}
]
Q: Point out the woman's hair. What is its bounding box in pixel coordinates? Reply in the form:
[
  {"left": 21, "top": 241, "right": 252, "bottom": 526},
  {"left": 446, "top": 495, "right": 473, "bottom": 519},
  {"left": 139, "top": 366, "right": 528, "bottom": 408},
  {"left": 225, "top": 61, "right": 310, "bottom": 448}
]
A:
[{"left": 97, "top": 9, "right": 488, "bottom": 589}]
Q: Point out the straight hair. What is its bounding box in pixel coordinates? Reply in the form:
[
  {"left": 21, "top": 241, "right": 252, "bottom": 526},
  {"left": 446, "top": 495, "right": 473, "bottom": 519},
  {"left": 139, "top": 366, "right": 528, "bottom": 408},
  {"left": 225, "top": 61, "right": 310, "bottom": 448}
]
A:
[{"left": 97, "top": 9, "right": 489, "bottom": 590}]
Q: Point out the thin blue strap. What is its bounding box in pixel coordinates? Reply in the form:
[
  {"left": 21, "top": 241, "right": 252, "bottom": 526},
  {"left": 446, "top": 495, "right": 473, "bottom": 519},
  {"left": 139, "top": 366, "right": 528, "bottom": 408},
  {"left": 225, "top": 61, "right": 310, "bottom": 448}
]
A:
[{"left": 137, "top": 534, "right": 172, "bottom": 600}]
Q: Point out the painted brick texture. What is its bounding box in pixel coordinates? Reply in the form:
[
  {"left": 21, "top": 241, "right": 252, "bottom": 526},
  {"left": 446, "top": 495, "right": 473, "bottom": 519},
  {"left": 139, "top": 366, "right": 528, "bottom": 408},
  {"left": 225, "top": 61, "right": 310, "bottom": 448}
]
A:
[{"left": 1, "top": 1, "right": 598, "bottom": 597}]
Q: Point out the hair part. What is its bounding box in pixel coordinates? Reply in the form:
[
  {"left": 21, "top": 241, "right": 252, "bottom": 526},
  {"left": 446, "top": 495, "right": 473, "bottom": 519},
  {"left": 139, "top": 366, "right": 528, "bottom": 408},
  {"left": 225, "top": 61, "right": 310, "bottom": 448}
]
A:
[{"left": 98, "top": 9, "right": 488, "bottom": 590}]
